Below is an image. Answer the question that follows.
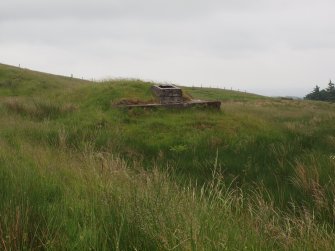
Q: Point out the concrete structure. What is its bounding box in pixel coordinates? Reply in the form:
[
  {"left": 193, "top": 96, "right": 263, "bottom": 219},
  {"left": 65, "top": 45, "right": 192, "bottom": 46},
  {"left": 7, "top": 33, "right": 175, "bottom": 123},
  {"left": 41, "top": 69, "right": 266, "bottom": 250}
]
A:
[
  {"left": 151, "top": 84, "right": 183, "bottom": 104},
  {"left": 114, "top": 100, "right": 221, "bottom": 109},
  {"left": 113, "top": 84, "right": 221, "bottom": 110}
]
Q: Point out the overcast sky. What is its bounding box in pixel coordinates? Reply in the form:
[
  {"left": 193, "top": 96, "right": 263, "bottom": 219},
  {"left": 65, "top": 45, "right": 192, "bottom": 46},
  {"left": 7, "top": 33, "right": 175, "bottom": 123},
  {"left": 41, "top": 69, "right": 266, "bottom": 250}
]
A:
[{"left": 1, "top": 0, "right": 334, "bottom": 96}]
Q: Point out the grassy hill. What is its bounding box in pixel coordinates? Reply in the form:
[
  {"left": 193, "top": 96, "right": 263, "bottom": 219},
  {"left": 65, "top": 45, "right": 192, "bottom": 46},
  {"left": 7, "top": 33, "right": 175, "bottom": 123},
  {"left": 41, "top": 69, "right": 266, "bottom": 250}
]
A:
[{"left": 1, "top": 63, "right": 335, "bottom": 250}]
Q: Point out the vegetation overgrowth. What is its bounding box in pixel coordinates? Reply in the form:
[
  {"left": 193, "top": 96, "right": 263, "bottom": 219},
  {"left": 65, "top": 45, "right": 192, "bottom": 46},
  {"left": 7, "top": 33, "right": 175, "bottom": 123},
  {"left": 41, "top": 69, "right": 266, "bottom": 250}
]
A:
[{"left": 1, "top": 63, "right": 335, "bottom": 250}]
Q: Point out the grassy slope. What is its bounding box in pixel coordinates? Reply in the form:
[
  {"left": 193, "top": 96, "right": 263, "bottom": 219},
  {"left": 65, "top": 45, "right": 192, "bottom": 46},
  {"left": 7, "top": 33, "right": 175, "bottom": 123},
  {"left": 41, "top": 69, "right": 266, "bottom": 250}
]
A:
[{"left": 1, "top": 63, "right": 335, "bottom": 250}]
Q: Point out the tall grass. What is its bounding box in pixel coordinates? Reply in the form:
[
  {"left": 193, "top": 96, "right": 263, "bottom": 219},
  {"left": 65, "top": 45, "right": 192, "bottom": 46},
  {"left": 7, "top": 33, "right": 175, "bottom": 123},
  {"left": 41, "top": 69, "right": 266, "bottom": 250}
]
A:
[
  {"left": 3, "top": 98, "right": 77, "bottom": 120},
  {"left": 1, "top": 142, "right": 334, "bottom": 250},
  {"left": 1, "top": 64, "right": 335, "bottom": 249}
]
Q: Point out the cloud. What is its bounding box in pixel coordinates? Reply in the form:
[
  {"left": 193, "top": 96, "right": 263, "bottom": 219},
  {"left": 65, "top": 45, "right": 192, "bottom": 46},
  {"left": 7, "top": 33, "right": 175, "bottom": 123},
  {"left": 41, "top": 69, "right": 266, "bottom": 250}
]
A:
[{"left": 0, "top": 0, "right": 334, "bottom": 96}]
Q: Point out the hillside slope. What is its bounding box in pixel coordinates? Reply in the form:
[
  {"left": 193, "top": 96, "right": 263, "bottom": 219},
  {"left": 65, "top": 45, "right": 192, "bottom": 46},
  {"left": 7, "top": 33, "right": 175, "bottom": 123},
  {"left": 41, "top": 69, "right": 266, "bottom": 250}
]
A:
[{"left": 1, "top": 63, "right": 335, "bottom": 250}]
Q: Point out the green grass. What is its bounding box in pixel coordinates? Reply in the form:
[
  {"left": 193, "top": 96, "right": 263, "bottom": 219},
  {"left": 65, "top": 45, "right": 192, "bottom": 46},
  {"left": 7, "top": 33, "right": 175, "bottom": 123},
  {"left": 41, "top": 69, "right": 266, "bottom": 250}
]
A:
[
  {"left": 1, "top": 63, "right": 335, "bottom": 250},
  {"left": 184, "top": 86, "right": 265, "bottom": 101}
]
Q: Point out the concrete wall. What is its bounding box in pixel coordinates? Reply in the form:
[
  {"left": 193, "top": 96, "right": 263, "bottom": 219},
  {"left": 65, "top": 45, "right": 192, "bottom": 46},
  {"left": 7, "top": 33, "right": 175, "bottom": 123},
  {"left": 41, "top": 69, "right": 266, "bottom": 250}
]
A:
[{"left": 151, "top": 85, "right": 183, "bottom": 104}]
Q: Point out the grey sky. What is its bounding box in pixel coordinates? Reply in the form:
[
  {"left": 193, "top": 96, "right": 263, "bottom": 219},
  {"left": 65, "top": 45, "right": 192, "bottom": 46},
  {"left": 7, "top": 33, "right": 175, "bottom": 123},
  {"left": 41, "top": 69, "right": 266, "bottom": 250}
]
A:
[{"left": 1, "top": 0, "right": 334, "bottom": 96}]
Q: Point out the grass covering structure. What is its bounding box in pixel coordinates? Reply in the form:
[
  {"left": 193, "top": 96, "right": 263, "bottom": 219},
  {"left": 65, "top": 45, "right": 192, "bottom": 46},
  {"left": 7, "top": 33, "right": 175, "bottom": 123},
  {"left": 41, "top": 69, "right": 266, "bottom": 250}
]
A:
[{"left": 0, "top": 63, "right": 335, "bottom": 250}]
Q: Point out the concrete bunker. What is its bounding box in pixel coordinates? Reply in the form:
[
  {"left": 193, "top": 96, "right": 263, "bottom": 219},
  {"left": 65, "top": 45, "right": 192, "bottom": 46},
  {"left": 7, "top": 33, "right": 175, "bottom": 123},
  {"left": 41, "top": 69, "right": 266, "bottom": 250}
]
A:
[
  {"left": 114, "top": 84, "right": 221, "bottom": 110},
  {"left": 151, "top": 84, "right": 183, "bottom": 104}
]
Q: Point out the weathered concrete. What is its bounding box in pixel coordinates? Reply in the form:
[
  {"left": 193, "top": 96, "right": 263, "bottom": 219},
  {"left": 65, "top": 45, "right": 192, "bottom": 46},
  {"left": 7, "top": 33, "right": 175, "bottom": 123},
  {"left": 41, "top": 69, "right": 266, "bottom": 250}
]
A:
[
  {"left": 113, "top": 85, "right": 221, "bottom": 110},
  {"left": 151, "top": 84, "right": 183, "bottom": 104},
  {"left": 113, "top": 100, "right": 221, "bottom": 110}
]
